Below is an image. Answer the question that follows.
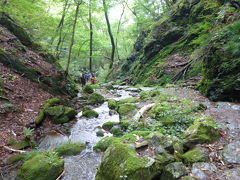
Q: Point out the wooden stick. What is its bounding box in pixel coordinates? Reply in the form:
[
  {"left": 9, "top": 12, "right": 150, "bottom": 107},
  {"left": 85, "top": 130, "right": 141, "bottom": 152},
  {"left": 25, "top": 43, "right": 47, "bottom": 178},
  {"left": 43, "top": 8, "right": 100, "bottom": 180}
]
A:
[
  {"left": 56, "top": 170, "right": 65, "bottom": 180},
  {"left": 3, "top": 146, "right": 27, "bottom": 153},
  {"left": 133, "top": 103, "right": 155, "bottom": 123}
]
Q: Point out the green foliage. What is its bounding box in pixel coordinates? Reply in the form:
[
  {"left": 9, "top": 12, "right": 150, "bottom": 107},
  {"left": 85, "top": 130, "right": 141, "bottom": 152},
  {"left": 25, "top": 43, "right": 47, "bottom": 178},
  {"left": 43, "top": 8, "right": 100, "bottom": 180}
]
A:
[
  {"left": 110, "top": 127, "right": 123, "bottom": 137},
  {"left": 102, "top": 121, "right": 117, "bottom": 131},
  {"left": 23, "top": 127, "right": 34, "bottom": 139},
  {"left": 55, "top": 142, "right": 86, "bottom": 156}
]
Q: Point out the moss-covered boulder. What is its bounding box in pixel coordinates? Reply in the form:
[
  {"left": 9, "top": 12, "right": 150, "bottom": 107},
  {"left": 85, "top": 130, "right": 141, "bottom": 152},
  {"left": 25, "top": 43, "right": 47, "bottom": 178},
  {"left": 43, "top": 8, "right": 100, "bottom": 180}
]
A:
[
  {"left": 110, "top": 127, "right": 123, "bottom": 137},
  {"left": 118, "top": 97, "right": 139, "bottom": 104},
  {"left": 45, "top": 105, "right": 64, "bottom": 117},
  {"left": 55, "top": 142, "right": 86, "bottom": 156},
  {"left": 82, "top": 109, "right": 99, "bottom": 118},
  {"left": 35, "top": 109, "right": 45, "bottom": 126},
  {"left": 161, "top": 162, "right": 188, "bottom": 180},
  {"left": 117, "top": 103, "right": 137, "bottom": 117},
  {"left": 18, "top": 152, "right": 64, "bottom": 180},
  {"left": 102, "top": 121, "right": 117, "bottom": 131},
  {"left": 96, "top": 130, "right": 105, "bottom": 137},
  {"left": 89, "top": 93, "right": 104, "bottom": 105},
  {"left": 182, "top": 147, "right": 209, "bottom": 164},
  {"left": 183, "top": 117, "right": 221, "bottom": 147},
  {"left": 108, "top": 99, "right": 118, "bottom": 110},
  {"left": 43, "top": 98, "right": 63, "bottom": 109},
  {"left": 83, "top": 84, "right": 94, "bottom": 94},
  {"left": 96, "top": 142, "right": 160, "bottom": 180},
  {"left": 93, "top": 136, "right": 117, "bottom": 152}
]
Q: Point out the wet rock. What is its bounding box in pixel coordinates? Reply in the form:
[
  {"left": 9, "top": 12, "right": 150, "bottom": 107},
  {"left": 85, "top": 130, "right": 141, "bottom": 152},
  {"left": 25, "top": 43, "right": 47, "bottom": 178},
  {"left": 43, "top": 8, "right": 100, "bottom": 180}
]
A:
[
  {"left": 102, "top": 121, "right": 117, "bottom": 131},
  {"left": 221, "top": 168, "right": 240, "bottom": 180},
  {"left": 117, "top": 103, "right": 137, "bottom": 117},
  {"left": 191, "top": 162, "right": 217, "bottom": 180},
  {"left": 155, "top": 152, "right": 175, "bottom": 166},
  {"left": 109, "top": 109, "right": 117, "bottom": 116},
  {"left": 223, "top": 141, "right": 240, "bottom": 164},
  {"left": 126, "top": 87, "right": 140, "bottom": 92},
  {"left": 182, "top": 147, "right": 209, "bottom": 164},
  {"left": 55, "top": 142, "right": 86, "bottom": 156},
  {"left": 161, "top": 162, "right": 188, "bottom": 180},
  {"left": 96, "top": 130, "right": 105, "bottom": 137},
  {"left": 96, "top": 142, "right": 160, "bottom": 180}
]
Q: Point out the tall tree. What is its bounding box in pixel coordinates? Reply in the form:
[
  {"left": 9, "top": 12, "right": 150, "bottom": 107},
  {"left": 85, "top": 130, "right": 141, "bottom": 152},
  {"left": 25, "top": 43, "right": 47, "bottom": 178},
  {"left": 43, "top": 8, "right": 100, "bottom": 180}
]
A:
[
  {"left": 102, "top": 0, "right": 115, "bottom": 69},
  {"left": 89, "top": 0, "right": 93, "bottom": 72},
  {"left": 65, "top": 0, "right": 82, "bottom": 77}
]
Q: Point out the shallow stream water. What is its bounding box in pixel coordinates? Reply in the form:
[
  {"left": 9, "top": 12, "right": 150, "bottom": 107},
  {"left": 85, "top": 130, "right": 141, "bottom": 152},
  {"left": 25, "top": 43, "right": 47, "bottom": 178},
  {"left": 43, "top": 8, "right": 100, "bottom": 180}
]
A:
[{"left": 38, "top": 88, "right": 136, "bottom": 180}]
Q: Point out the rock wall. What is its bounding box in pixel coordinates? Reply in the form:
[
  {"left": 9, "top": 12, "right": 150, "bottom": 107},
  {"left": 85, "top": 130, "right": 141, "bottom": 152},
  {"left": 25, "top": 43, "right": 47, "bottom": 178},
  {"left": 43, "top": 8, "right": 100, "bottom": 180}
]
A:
[{"left": 117, "top": 0, "right": 240, "bottom": 102}]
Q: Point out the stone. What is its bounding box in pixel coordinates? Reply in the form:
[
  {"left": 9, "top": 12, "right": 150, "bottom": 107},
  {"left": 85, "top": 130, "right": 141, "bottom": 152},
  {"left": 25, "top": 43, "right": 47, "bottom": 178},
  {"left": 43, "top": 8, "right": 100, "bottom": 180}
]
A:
[
  {"left": 221, "top": 168, "right": 240, "bottom": 180},
  {"left": 96, "top": 142, "right": 160, "bottom": 180},
  {"left": 223, "top": 141, "right": 240, "bottom": 164},
  {"left": 102, "top": 122, "right": 117, "bottom": 131},
  {"left": 96, "top": 130, "right": 105, "bottom": 137},
  {"left": 161, "top": 162, "right": 188, "bottom": 180},
  {"left": 83, "top": 84, "right": 94, "bottom": 94},
  {"left": 17, "top": 152, "right": 64, "bottom": 180},
  {"left": 182, "top": 147, "right": 209, "bottom": 164},
  {"left": 108, "top": 99, "right": 118, "bottom": 110},
  {"left": 82, "top": 109, "right": 99, "bottom": 118},
  {"left": 135, "top": 140, "right": 148, "bottom": 149},
  {"left": 191, "top": 162, "right": 217, "bottom": 180},
  {"left": 89, "top": 93, "right": 104, "bottom": 105},
  {"left": 55, "top": 142, "right": 86, "bottom": 156}
]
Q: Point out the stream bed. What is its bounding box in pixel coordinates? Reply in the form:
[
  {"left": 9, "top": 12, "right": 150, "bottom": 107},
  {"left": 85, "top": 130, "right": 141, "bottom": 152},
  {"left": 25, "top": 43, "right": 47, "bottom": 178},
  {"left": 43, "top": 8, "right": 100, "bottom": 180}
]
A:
[{"left": 39, "top": 88, "right": 136, "bottom": 180}]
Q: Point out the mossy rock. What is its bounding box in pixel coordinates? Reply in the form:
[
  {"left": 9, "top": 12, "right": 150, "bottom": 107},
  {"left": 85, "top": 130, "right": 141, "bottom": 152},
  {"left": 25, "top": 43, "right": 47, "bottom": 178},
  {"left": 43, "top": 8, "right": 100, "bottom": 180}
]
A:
[
  {"left": 89, "top": 93, "right": 104, "bottom": 105},
  {"left": 183, "top": 117, "right": 221, "bottom": 147},
  {"left": 45, "top": 105, "right": 64, "bottom": 117},
  {"left": 93, "top": 137, "right": 117, "bottom": 152},
  {"left": 83, "top": 84, "right": 94, "bottom": 94},
  {"left": 110, "top": 127, "right": 123, "bottom": 137},
  {"left": 96, "top": 142, "right": 160, "bottom": 180},
  {"left": 120, "top": 120, "right": 130, "bottom": 130},
  {"left": 96, "top": 130, "right": 105, "bottom": 137},
  {"left": 13, "top": 139, "right": 31, "bottom": 150},
  {"left": 182, "top": 147, "right": 209, "bottom": 164},
  {"left": 52, "top": 115, "right": 69, "bottom": 124},
  {"left": 82, "top": 109, "right": 99, "bottom": 118},
  {"left": 118, "top": 97, "right": 139, "bottom": 104},
  {"left": 117, "top": 103, "right": 137, "bottom": 116},
  {"left": 155, "top": 152, "right": 175, "bottom": 166},
  {"left": 108, "top": 99, "right": 118, "bottom": 110},
  {"left": 161, "top": 162, "right": 188, "bottom": 180},
  {"left": 43, "top": 98, "right": 62, "bottom": 109},
  {"left": 55, "top": 142, "right": 86, "bottom": 156},
  {"left": 102, "top": 121, "right": 117, "bottom": 131},
  {"left": 18, "top": 152, "right": 64, "bottom": 180},
  {"left": 64, "top": 107, "right": 77, "bottom": 119},
  {"left": 35, "top": 109, "right": 45, "bottom": 126}
]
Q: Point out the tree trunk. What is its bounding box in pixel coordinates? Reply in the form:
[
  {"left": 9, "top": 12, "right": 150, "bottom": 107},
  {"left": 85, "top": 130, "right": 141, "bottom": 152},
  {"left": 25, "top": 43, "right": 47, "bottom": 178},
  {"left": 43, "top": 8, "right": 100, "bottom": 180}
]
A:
[
  {"left": 65, "top": 0, "right": 82, "bottom": 77},
  {"left": 102, "top": 0, "right": 115, "bottom": 69},
  {"left": 89, "top": 0, "right": 93, "bottom": 73},
  {"left": 115, "top": 4, "right": 125, "bottom": 61}
]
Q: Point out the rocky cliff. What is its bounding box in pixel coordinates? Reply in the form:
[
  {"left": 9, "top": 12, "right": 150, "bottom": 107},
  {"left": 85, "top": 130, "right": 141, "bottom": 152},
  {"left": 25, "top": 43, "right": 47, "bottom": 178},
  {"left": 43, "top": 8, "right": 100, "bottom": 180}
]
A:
[{"left": 117, "top": 0, "right": 240, "bottom": 102}]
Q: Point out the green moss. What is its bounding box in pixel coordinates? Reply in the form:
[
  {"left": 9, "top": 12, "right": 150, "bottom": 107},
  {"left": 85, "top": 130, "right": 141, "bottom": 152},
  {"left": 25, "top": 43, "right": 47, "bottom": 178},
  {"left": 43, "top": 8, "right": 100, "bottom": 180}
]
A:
[
  {"left": 140, "top": 89, "right": 160, "bottom": 100},
  {"left": 182, "top": 147, "right": 209, "bottom": 164},
  {"left": 108, "top": 99, "right": 118, "bottom": 110},
  {"left": 64, "top": 107, "right": 77, "bottom": 119},
  {"left": 89, "top": 93, "right": 104, "bottom": 105},
  {"left": 52, "top": 116, "right": 69, "bottom": 124},
  {"left": 35, "top": 109, "right": 45, "bottom": 126},
  {"left": 18, "top": 152, "right": 64, "bottom": 180},
  {"left": 83, "top": 84, "right": 94, "bottom": 94},
  {"left": 96, "top": 142, "right": 160, "bottom": 180},
  {"left": 13, "top": 139, "right": 30, "bottom": 150},
  {"left": 117, "top": 103, "right": 137, "bottom": 116},
  {"left": 184, "top": 117, "right": 221, "bottom": 147},
  {"left": 43, "top": 98, "right": 62, "bottom": 109},
  {"left": 110, "top": 128, "right": 123, "bottom": 137},
  {"left": 55, "top": 142, "right": 86, "bottom": 156},
  {"left": 155, "top": 152, "right": 175, "bottom": 166},
  {"left": 102, "top": 121, "right": 117, "bottom": 131},
  {"left": 82, "top": 109, "right": 99, "bottom": 118},
  {"left": 94, "top": 137, "right": 117, "bottom": 152},
  {"left": 118, "top": 97, "right": 139, "bottom": 104},
  {"left": 120, "top": 120, "right": 130, "bottom": 130},
  {"left": 8, "top": 153, "right": 26, "bottom": 163},
  {"left": 161, "top": 162, "right": 188, "bottom": 180},
  {"left": 96, "top": 130, "right": 105, "bottom": 137},
  {"left": 45, "top": 105, "right": 64, "bottom": 117}
]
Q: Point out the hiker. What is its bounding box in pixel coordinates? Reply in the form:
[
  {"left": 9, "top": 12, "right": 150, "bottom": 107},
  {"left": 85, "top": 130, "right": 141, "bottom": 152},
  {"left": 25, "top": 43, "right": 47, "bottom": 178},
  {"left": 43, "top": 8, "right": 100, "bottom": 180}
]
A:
[
  {"left": 90, "top": 73, "right": 97, "bottom": 84},
  {"left": 80, "top": 74, "right": 86, "bottom": 87}
]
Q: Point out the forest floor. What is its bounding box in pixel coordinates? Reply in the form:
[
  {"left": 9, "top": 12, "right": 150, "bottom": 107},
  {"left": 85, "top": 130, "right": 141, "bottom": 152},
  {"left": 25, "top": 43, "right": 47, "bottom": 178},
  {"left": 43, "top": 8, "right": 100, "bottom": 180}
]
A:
[{"left": 0, "top": 63, "right": 54, "bottom": 164}]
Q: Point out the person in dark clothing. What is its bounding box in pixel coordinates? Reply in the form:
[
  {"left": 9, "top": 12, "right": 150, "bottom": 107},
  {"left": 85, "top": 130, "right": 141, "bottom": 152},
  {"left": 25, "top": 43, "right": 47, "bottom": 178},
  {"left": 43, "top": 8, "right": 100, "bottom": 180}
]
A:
[{"left": 80, "top": 74, "right": 86, "bottom": 87}]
